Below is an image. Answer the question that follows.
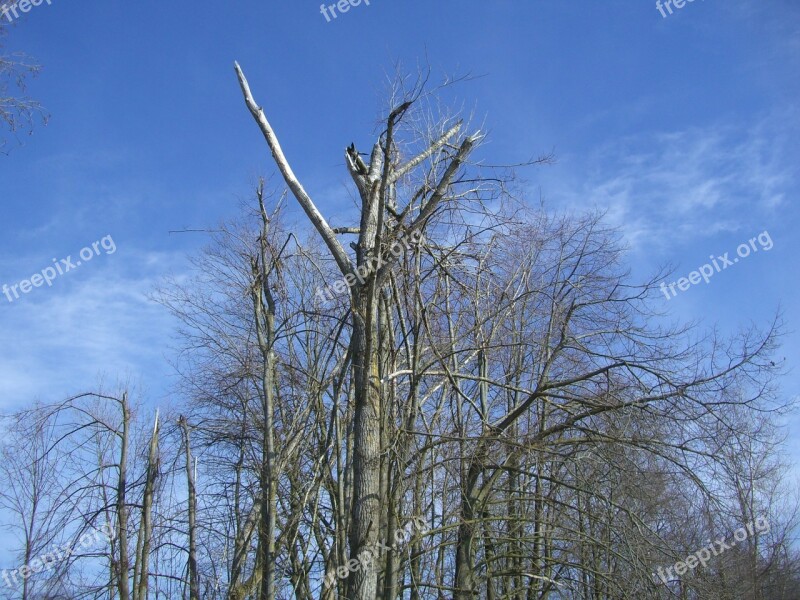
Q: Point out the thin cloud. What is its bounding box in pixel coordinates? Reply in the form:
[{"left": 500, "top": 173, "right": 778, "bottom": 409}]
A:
[
  {"left": 0, "top": 250, "right": 183, "bottom": 409},
  {"left": 546, "top": 111, "right": 797, "bottom": 251}
]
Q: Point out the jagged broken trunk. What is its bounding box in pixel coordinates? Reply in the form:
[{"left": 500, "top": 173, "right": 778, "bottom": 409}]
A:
[{"left": 235, "top": 61, "right": 478, "bottom": 600}]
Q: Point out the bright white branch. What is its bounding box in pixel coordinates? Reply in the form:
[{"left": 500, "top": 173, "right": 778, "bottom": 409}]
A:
[
  {"left": 234, "top": 62, "right": 354, "bottom": 277},
  {"left": 381, "top": 369, "right": 414, "bottom": 384}
]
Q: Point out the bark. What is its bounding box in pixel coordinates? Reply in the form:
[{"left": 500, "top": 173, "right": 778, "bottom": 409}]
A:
[
  {"left": 134, "top": 410, "right": 160, "bottom": 600},
  {"left": 252, "top": 186, "right": 279, "bottom": 600},
  {"left": 115, "top": 394, "right": 132, "bottom": 600},
  {"left": 179, "top": 416, "right": 200, "bottom": 600}
]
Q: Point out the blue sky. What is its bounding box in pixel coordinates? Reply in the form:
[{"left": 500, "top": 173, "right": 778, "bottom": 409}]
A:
[{"left": 0, "top": 0, "right": 798, "bottom": 461}]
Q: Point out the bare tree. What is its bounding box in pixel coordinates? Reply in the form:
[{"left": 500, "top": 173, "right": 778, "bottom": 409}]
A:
[
  {"left": 229, "top": 64, "right": 792, "bottom": 600},
  {"left": 1, "top": 66, "right": 795, "bottom": 600},
  {"left": 0, "top": 21, "right": 46, "bottom": 148},
  {"left": 179, "top": 415, "right": 200, "bottom": 600},
  {"left": 0, "top": 409, "right": 72, "bottom": 599},
  {"left": 235, "top": 61, "right": 485, "bottom": 600}
]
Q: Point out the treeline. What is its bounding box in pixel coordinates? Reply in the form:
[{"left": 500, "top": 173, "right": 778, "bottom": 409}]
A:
[{"left": 1, "top": 70, "right": 798, "bottom": 600}]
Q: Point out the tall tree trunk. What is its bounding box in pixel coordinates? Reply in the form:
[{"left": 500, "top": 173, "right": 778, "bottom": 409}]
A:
[
  {"left": 252, "top": 186, "right": 278, "bottom": 600},
  {"left": 180, "top": 416, "right": 200, "bottom": 600},
  {"left": 135, "top": 410, "right": 160, "bottom": 600},
  {"left": 115, "top": 394, "right": 132, "bottom": 600},
  {"left": 455, "top": 455, "right": 483, "bottom": 600},
  {"left": 347, "top": 298, "right": 383, "bottom": 599},
  {"left": 235, "top": 62, "right": 477, "bottom": 600}
]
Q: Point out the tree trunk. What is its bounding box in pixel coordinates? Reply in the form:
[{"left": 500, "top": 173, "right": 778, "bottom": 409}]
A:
[
  {"left": 180, "top": 416, "right": 200, "bottom": 600},
  {"left": 115, "top": 394, "right": 132, "bottom": 600},
  {"left": 134, "top": 410, "right": 159, "bottom": 600},
  {"left": 346, "top": 298, "right": 383, "bottom": 599}
]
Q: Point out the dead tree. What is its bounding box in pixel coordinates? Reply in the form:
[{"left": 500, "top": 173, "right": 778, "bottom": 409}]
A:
[
  {"left": 235, "top": 61, "right": 481, "bottom": 600},
  {"left": 179, "top": 416, "right": 200, "bottom": 600}
]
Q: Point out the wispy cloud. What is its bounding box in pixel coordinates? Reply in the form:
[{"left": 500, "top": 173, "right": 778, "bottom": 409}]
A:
[
  {"left": 0, "top": 249, "right": 184, "bottom": 410},
  {"left": 545, "top": 110, "right": 798, "bottom": 251}
]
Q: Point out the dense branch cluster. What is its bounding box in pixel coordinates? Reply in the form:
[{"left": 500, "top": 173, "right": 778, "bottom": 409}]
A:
[
  {"left": 0, "top": 69, "right": 797, "bottom": 600},
  {"left": 0, "top": 21, "right": 46, "bottom": 149}
]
